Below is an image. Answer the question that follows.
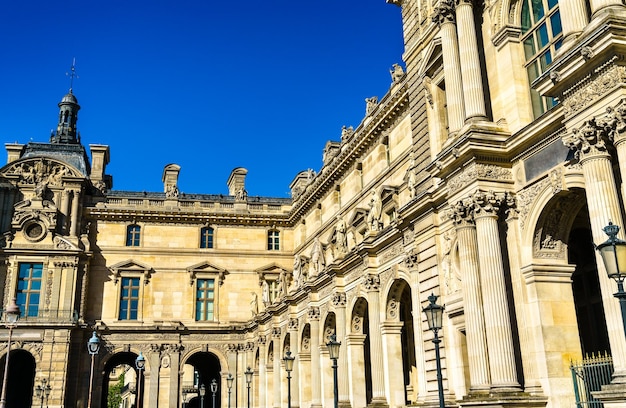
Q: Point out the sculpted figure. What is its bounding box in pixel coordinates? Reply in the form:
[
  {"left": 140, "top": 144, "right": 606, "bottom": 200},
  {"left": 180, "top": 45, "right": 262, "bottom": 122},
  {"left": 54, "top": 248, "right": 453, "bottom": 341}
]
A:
[
  {"left": 292, "top": 254, "right": 304, "bottom": 290},
  {"left": 365, "top": 96, "right": 378, "bottom": 115},
  {"left": 390, "top": 63, "right": 405, "bottom": 83},
  {"left": 310, "top": 237, "right": 325, "bottom": 277},
  {"left": 341, "top": 125, "right": 354, "bottom": 141},
  {"left": 262, "top": 280, "right": 270, "bottom": 305},
  {"left": 166, "top": 184, "right": 179, "bottom": 198},
  {"left": 235, "top": 187, "right": 248, "bottom": 201},
  {"left": 367, "top": 190, "right": 382, "bottom": 232},
  {"left": 332, "top": 217, "right": 348, "bottom": 255},
  {"left": 250, "top": 292, "right": 259, "bottom": 316}
]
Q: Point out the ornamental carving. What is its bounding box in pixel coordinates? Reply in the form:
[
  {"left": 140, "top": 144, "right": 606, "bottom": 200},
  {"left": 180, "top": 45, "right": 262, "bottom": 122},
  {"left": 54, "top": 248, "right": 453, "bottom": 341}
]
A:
[
  {"left": 2, "top": 158, "right": 79, "bottom": 186},
  {"left": 288, "top": 318, "right": 299, "bottom": 330},
  {"left": 563, "top": 118, "right": 609, "bottom": 160},
  {"left": 258, "top": 335, "right": 267, "bottom": 345},
  {"left": 364, "top": 274, "right": 380, "bottom": 291},
  {"left": 308, "top": 306, "right": 320, "bottom": 320},
  {"left": 272, "top": 327, "right": 282, "bottom": 338},
  {"left": 471, "top": 189, "right": 501, "bottom": 217},
  {"left": 332, "top": 292, "right": 347, "bottom": 307},
  {"left": 387, "top": 298, "right": 399, "bottom": 320},
  {"left": 448, "top": 198, "right": 475, "bottom": 227},
  {"left": 404, "top": 248, "right": 419, "bottom": 269},
  {"left": 504, "top": 192, "right": 519, "bottom": 221},
  {"left": 432, "top": 0, "right": 456, "bottom": 24},
  {"left": 447, "top": 164, "right": 512, "bottom": 194},
  {"left": 562, "top": 61, "right": 626, "bottom": 117},
  {"left": 381, "top": 242, "right": 403, "bottom": 263},
  {"left": 352, "top": 315, "right": 363, "bottom": 333}
]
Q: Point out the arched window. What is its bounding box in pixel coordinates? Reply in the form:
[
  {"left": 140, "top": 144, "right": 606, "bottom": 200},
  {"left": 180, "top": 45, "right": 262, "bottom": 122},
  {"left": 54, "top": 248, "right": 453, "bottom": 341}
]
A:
[
  {"left": 126, "top": 224, "right": 141, "bottom": 247},
  {"left": 521, "top": 0, "right": 563, "bottom": 117},
  {"left": 200, "top": 226, "right": 214, "bottom": 249}
]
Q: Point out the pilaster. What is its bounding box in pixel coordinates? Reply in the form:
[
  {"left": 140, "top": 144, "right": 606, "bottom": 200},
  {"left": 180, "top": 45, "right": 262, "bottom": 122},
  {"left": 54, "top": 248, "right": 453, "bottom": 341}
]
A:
[
  {"left": 309, "top": 306, "right": 323, "bottom": 408},
  {"left": 333, "top": 291, "right": 351, "bottom": 408},
  {"left": 364, "top": 274, "right": 389, "bottom": 407}
]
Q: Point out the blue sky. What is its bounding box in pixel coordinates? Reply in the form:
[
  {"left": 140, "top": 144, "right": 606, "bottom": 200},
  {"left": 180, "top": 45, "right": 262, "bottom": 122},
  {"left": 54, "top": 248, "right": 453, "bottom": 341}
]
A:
[{"left": 0, "top": 1, "right": 404, "bottom": 198}]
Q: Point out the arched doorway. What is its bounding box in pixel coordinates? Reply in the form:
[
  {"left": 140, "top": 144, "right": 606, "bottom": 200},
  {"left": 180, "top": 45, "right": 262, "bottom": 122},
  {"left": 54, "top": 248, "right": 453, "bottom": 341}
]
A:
[
  {"left": 569, "top": 209, "right": 610, "bottom": 355},
  {"left": 0, "top": 349, "right": 36, "bottom": 407},
  {"left": 101, "top": 352, "right": 144, "bottom": 408},
  {"left": 182, "top": 352, "right": 222, "bottom": 408}
]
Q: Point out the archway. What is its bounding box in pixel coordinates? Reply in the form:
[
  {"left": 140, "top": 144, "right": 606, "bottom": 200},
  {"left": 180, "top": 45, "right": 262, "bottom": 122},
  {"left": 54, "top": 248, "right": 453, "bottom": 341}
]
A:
[
  {"left": 350, "top": 297, "right": 372, "bottom": 407},
  {"left": 0, "top": 349, "right": 36, "bottom": 407},
  {"left": 182, "top": 352, "right": 222, "bottom": 408},
  {"left": 101, "top": 352, "right": 143, "bottom": 408}
]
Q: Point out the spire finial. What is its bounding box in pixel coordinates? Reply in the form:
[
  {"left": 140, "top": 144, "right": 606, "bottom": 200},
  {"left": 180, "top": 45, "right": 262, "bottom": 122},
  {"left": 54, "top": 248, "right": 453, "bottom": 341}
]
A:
[{"left": 66, "top": 58, "right": 78, "bottom": 92}]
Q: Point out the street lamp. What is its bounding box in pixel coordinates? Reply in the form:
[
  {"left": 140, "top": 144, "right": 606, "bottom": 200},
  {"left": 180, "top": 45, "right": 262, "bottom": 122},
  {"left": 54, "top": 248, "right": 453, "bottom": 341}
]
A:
[
  {"left": 283, "top": 351, "right": 295, "bottom": 408},
  {"left": 35, "top": 378, "right": 51, "bottom": 408},
  {"left": 597, "top": 222, "right": 626, "bottom": 337},
  {"left": 210, "top": 379, "right": 217, "bottom": 408},
  {"left": 245, "top": 366, "right": 253, "bottom": 408},
  {"left": 0, "top": 298, "right": 20, "bottom": 408},
  {"left": 226, "top": 373, "right": 234, "bottom": 408},
  {"left": 87, "top": 331, "right": 100, "bottom": 408},
  {"left": 326, "top": 334, "right": 340, "bottom": 408},
  {"left": 423, "top": 293, "right": 445, "bottom": 408},
  {"left": 135, "top": 352, "right": 145, "bottom": 408},
  {"left": 200, "top": 383, "right": 206, "bottom": 408}
]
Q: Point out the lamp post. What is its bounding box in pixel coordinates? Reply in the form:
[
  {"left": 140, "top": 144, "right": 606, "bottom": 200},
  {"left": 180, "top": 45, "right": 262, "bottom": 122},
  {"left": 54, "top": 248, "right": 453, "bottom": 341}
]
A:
[
  {"left": 283, "top": 351, "right": 295, "bottom": 408},
  {"left": 245, "top": 366, "right": 253, "bottom": 408},
  {"left": 35, "top": 378, "right": 51, "bottom": 408},
  {"left": 210, "top": 379, "right": 217, "bottom": 408},
  {"left": 326, "top": 334, "right": 340, "bottom": 408},
  {"left": 135, "top": 352, "right": 145, "bottom": 408},
  {"left": 596, "top": 222, "right": 626, "bottom": 337},
  {"left": 200, "top": 383, "right": 206, "bottom": 408},
  {"left": 0, "top": 298, "right": 20, "bottom": 408},
  {"left": 87, "top": 331, "right": 100, "bottom": 408},
  {"left": 226, "top": 373, "right": 234, "bottom": 408},
  {"left": 423, "top": 293, "right": 445, "bottom": 408}
]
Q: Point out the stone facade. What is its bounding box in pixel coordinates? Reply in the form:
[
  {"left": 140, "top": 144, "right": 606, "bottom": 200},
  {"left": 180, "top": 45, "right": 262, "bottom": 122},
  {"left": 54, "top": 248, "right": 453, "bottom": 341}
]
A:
[{"left": 1, "top": 1, "right": 626, "bottom": 408}]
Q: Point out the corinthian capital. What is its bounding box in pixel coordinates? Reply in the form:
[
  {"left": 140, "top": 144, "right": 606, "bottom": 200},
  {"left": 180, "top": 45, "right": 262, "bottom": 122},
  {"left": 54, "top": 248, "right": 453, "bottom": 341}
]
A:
[
  {"left": 332, "top": 292, "right": 347, "bottom": 307},
  {"left": 308, "top": 306, "right": 320, "bottom": 320},
  {"left": 364, "top": 274, "right": 381, "bottom": 291},
  {"left": 563, "top": 118, "right": 609, "bottom": 160},
  {"left": 471, "top": 189, "right": 501, "bottom": 216},
  {"left": 448, "top": 199, "right": 475, "bottom": 226},
  {"left": 432, "top": 0, "right": 456, "bottom": 25}
]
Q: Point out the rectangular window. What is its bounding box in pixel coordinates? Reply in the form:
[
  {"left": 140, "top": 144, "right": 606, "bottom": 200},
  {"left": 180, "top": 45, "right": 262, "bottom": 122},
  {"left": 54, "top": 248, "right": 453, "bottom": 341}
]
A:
[
  {"left": 119, "top": 277, "right": 140, "bottom": 320},
  {"left": 196, "top": 279, "right": 215, "bottom": 321},
  {"left": 126, "top": 225, "right": 141, "bottom": 247},
  {"left": 268, "top": 230, "right": 280, "bottom": 250},
  {"left": 200, "top": 227, "right": 214, "bottom": 249},
  {"left": 17, "top": 263, "right": 43, "bottom": 317},
  {"left": 269, "top": 279, "right": 280, "bottom": 302}
]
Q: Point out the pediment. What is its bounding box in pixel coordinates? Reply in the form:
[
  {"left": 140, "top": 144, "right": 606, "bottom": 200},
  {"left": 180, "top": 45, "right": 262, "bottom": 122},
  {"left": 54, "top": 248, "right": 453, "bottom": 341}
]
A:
[
  {"left": 348, "top": 208, "right": 368, "bottom": 227},
  {"left": 187, "top": 261, "right": 229, "bottom": 286},
  {"left": 255, "top": 263, "right": 289, "bottom": 284},
  {"left": 1, "top": 157, "right": 83, "bottom": 186},
  {"left": 109, "top": 259, "right": 153, "bottom": 272}
]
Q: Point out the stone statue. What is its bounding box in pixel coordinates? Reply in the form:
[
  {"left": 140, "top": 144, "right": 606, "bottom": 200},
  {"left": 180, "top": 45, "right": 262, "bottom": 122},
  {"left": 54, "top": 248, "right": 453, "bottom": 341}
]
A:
[
  {"left": 341, "top": 125, "right": 354, "bottom": 141},
  {"left": 367, "top": 190, "right": 382, "bottom": 232},
  {"left": 166, "top": 184, "right": 179, "bottom": 198},
  {"left": 310, "top": 237, "right": 325, "bottom": 277},
  {"left": 250, "top": 292, "right": 259, "bottom": 316},
  {"left": 292, "top": 254, "right": 303, "bottom": 290},
  {"left": 235, "top": 187, "right": 248, "bottom": 201},
  {"left": 332, "top": 217, "right": 348, "bottom": 256},
  {"left": 407, "top": 152, "right": 417, "bottom": 199},
  {"left": 390, "top": 63, "right": 405, "bottom": 83},
  {"left": 365, "top": 96, "right": 378, "bottom": 115},
  {"left": 262, "top": 280, "right": 270, "bottom": 305},
  {"left": 34, "top": 180, "right": 48, "bottom": 200}
]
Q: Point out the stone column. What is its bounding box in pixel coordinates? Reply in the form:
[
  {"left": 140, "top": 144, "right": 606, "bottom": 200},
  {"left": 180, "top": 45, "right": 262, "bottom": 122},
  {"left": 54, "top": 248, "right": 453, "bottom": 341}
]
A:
[
  {"left": 309, "top": 307, "right": 323, "bottom": 408},
  {"left": 603, "top": 100, "right": 626, "bottom": 202},
  {"left": 455, "top": 0, "right": 487, "bottom": 121},
  {"left": 449, "top": 200, "right": 491, "bottom": 393},
  {"left": 564, "top": 120, "right": 626, "bottom": 379},
  {"left": 147, "top": 345, "right": 161, "bottom": 408},
  {"left": 288, "top": 318, "right": 300, "bottom": 408},
  {"left": 258, "top": 335, "right": 267, "bottom": 408},
  {"left": 332, "top": 292, "right": 350, "bottom": 407},
  {"left": 558, "top": 0, "right": 589, "bottom": 50},
  {"left": 69, "top": 189, "right": 80, "bottom": 237},
  {"left": 168, "top": 345, "right": 182, "bottom": 408},
  {"left": 471, "top": 190, "right": 521, "bottom": 392},
  {"left": 365, "top": 274, "right": 388, "bottom": 406},
  {"left": 61, "top": 189, "right": 71, "bottom": 234},
  {"left": 503, "top": 195, "right": 543, "bottom": 395},
  {"left": 272, "top": 328, "right": 282, "bottom": 408},
  {"left": 432, "top": 0, "right": 466, "bottom": 135},
  {"left": 381, "top": 321, "right": 404, "bottom": 408},
  {"left": 347, "top": 333, "right": 367, "bottom": 408},
  {"left": 590, "top": 0, "right": 624, "bottom": 15}
]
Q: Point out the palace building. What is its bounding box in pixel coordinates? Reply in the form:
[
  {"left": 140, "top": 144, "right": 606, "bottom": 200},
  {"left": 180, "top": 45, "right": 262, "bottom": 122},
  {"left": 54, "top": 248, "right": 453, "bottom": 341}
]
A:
[{"left": 1, "top": 0, "right": 626, "bottom": 407}]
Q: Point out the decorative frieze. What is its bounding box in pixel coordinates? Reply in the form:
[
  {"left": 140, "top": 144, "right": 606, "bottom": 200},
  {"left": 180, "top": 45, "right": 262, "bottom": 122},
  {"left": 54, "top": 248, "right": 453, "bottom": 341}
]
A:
[
  {"left": 562, "top": 60, "right": 625, "bottom": 117},
  {"left": 447, "top": 163, "right": 512, "bottom": 194}
]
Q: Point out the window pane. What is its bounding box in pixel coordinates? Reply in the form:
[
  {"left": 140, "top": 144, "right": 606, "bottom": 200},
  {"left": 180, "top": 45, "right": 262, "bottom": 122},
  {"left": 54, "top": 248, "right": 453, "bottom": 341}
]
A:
[
  {"left": 31, "top": 264, "right": 43, "bottom": 278},
  {"left": 523, "top": 36, "right": 536, "bottom": 60},
  {"left": 31, "top": 280, "right": 41, "bottom": 290},
  {"left": 537, "top": 23, "right": 549, "bottom": 48},
  {"left": 521, "top": 0, "right": 532, "bottom": 32},
  {"left": 527, "top": 62, "right": 540, "bottom": 82},
  {"left": 532, "top": 0, "right": 545, "bottom": 22},
  {"left": 547, "top": 0, "right": 558, "bottom": 9},
  {"left": 540, "top": 50, "right": 552, "bottom": 71},
  {"left": 550, "top": 10, "right": 562, "bottom": 36}
]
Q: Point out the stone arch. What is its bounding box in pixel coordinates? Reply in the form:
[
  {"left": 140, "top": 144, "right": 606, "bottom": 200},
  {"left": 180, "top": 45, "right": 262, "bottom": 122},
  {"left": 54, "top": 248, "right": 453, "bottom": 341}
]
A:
[
  {"left": 385, "top": 278, "right": 411, "bottom": 321},
  {"left": 0, "top": 348, "right": 36, "bottom": 407},
  {"left": 180, "top": 346, "right": 229, "bottom": 372},
  {"left": 100, "top": 350, "right": 147, "bottom": 408},
  {"left": 323, "top": 311, "right": 337, "bottom": 344},
  {"left": 301, "top": 323, "right": 311, "bottom": 353},
  {"left": 283, "top": 332, "right": 291, "bottom": 354},
  {"left": 489, "top": 0, "right": 524, "bottom": 32},
  {"left": 351, "top": 297, "right": 368, "bottom": 334}
]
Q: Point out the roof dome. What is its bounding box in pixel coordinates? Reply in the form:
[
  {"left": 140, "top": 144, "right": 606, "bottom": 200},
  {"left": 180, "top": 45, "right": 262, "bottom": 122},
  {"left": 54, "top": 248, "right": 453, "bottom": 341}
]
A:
[{"left": 60, "top": 91, "right": 78, "bottom": 104}]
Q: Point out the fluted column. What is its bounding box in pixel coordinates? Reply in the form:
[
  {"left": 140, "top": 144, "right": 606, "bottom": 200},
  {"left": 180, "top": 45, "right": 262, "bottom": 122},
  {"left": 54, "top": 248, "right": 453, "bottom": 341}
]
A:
[
  {"left": 558, "top": 0, "right": 588, "bottom": 51},
  {"left": 449, "top": 200, "right": 491, "bottom": 393},
  {"left": 471, "top": 190, "right": 521, "bottom": 392},
  {"left": 288, "top": 318, "right": 300, "bottom": 408},
  {"left": 365, "top": 275, "right": 388, "bottom": 405},
  {"left": 258, "top": 336, "right": 267, "bottom": 408},
  {"left": 433, "top": 0, "right": 466, "bottom": 134},
  {"left": 455, "top": 0, "right": 487, "bottom": 121},
  {"left": 69, "top": 189, "right": 80, "bottom": 237},
  {"left": 272, "top": 328, "right": 282, "bottom": 408},
  {"left": 148, "top": 345, "right": 161, "bottom": 408},
  {"left": 601, "top": 100, "right": 626, "bottom": 202},
  {"left": 347, "top": 334, "right": 367, "bottom": 408},
  {"left": 590, "top": 0, "right": 624, "bottom": 15},
  {"left": 332, "top": 292, "right": 350, "bottom": 407},
  {"left": 564, "top": 119, "right": 626, "bottom": 378},
  {"left": 309, "top": 307, "right": 322, "bottom": 408}
]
